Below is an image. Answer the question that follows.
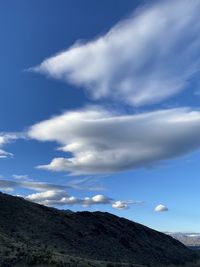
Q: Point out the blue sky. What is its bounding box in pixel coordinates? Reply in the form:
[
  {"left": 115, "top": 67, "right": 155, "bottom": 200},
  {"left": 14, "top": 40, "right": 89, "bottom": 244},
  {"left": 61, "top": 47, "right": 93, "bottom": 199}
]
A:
[{"left": 1, "top": 0, "right": 200, "bottom": 232}]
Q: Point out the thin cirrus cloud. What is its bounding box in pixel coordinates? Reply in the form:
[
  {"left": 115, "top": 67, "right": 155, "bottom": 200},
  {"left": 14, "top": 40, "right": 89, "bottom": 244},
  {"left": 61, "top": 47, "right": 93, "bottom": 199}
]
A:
[
  {"left": 0, "top": 175, "right": 105, "bottom": 192},
  {"left": 0, "top": 149, "right": 13, "bottom": 159},
  {"left": 28, "top": 106, "right": 200, "bottom": 175},
  {"left": 0, "top": 134, "right": 15, "bottom": 159},
  {"left": 32, "top": 0, "right": 200, "bottom": 106},
  {"left": 66, "top": 176, "right": 105, "bottom": 191},
  {"left": 0, "top": 179, "right": 71, "bottom": 192},
  {"left": 0, "top": 133, "right": 25, "bottom": 159},
  {"left": 12, "top": 174, "right": 33, "bottom": 182}
]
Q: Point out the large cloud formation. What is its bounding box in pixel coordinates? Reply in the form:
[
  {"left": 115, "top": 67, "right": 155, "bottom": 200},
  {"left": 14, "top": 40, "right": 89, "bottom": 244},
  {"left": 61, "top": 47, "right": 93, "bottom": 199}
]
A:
[
  {"left": 28, "top": 107, "right": 200, "bottom": 175},
  {"left": 33, "top": 0, "right": 200, "bottom": 106}
]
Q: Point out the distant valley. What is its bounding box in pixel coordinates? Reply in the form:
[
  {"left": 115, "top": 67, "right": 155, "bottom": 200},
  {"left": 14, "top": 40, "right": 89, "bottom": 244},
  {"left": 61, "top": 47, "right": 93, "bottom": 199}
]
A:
[{"left": 166, "top": 232, "right": 200, "bottom": 247}]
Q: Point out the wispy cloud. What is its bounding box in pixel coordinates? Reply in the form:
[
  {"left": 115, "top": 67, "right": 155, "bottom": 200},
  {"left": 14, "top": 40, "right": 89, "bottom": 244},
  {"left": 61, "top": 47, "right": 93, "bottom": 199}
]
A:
[
  {"left": 0, "top": 133, "right": 25, "bottom": 159},
  {"left": 0, "top": 149, "right": 13, "bottom": 159},
  {"left": 0, "top": 179, "right": 70, "bottom": 192},
  {"left": 66, "top": 176, "right": 105, "bottom": 191},
  {"left": 0, "top": 134, "right": 15, "bottom": 159},
  {"left": 28, "top": 107, "right": 200, "bottom": 175},
  {"left": 12, "top": 174, "right": 33, "bottom": 182},
  {"left": 32, "top": 0, "right": 200, "bottom": 106},
  {"left": 1, "top": 174, "right": 104, "bottom": 192}
]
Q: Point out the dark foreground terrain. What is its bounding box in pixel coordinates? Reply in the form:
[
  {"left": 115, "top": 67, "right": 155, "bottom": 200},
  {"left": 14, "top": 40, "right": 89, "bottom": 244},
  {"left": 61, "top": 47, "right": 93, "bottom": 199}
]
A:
[{"left": 0, "top": 192, "right": 198, "bottom": 267}]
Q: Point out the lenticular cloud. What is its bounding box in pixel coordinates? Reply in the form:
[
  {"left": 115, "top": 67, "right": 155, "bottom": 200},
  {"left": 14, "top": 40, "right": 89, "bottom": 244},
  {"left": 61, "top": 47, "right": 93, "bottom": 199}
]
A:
[
  {"left": 33, "top": 0, "right": 200, "bottom": 106},
  {"left": 28, "top": 107, "right": 200, "bottom": 175}
]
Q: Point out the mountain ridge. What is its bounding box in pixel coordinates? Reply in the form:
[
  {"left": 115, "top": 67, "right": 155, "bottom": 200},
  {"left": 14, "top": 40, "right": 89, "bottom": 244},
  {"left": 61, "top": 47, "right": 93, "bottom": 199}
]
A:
[{"left": 0, "top": 192, "right": 197, "bottom": 266}]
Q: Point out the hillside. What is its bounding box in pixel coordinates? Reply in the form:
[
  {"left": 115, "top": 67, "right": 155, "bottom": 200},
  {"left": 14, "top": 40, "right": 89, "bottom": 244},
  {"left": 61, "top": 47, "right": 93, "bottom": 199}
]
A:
[{"left": 0, "top": 192, "right": 197, "bottom": 267}]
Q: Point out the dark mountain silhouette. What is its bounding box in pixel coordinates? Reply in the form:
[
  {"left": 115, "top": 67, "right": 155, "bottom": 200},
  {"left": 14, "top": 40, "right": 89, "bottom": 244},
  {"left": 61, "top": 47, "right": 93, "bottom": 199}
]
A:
[{"left": 0, "top": 192, "right": 197, "bottom": 267}]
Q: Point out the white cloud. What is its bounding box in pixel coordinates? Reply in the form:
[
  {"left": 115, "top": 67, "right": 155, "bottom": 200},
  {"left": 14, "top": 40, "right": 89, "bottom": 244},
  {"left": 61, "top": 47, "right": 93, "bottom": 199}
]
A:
[
  {"left": 26, "top": 190, "right": 98, "bottom": 206},
  {"left": 26, "top": 190, "right": 80, "bottom": 206},
  {"left": 0, "top": 136, "right": 6, "bottom": 146},
  {"left": 0, "top": 179, "right": 141, "bottom": 210},
  {"left": 28, "top": 107, "right": 200, "bottom": 175},
  {"left": 26, "top": 190, "right": 69, "bottom": 202},
  {"left": 82, "top": 194, "right": 112, "bottom": 207},
  {"left": 155, "top": 204, "right": 168, "bottom": 212},
  {"left": 112, "top": 201, "right": 129, "bottom": 210},
  {"left": 112, "top": 200, "right": 142, "bottom": 210},
  {"left": 25, "top": 189, "right": 140, "bottom": 210},
  {"left": 92, "top": 194, "right": 111, "bottom": 203},
  {"left": 33, "top": 0, "right": 200, "bottom": 106}
]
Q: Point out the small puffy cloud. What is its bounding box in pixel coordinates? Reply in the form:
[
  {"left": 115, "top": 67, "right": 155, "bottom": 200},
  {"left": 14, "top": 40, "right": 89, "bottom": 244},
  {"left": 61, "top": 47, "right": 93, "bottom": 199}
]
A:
[
  {"left": 0, "top": 136, "right": 6, "bottom": 146},
  {"left": 155, "top": 204, "right": 169, "bottom": 212},
  {"left": 26, "top": 190, "right": 81, "bottom": 207},
  {"left": 26, "top": 191, "right": 78, "bottom": 206},
  {"left": 25, "top": 189, "right": 141, "bottom": 210},
  {"left": 92, "top": 194, "right": 112, "bottom": 203},
  {"left": 82, "top": 194, "right": 112, "bottom": 207},
  {"left": 0, "top": 179, "right": 119, "bottom": 208},
  {"left": 26, "top": 190, "right": 69, "bottom": 202},
  {"left": 25, "top": 190, "right": 104, "bottom": 207},
  {"left": 28, "top": 107, "right": 200, "bottom": 175},
  {"left": 32, "top": 0, "right": 200, "bottom": 106},
  {"left": 112, "top": 201, "right": 129, "bottom": 210},
  {"left": 0, "top": 178, "right": 138, "bottom": 210},
  {"left": 111, "top": 200, "right": 142, "bottom": 210}
]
